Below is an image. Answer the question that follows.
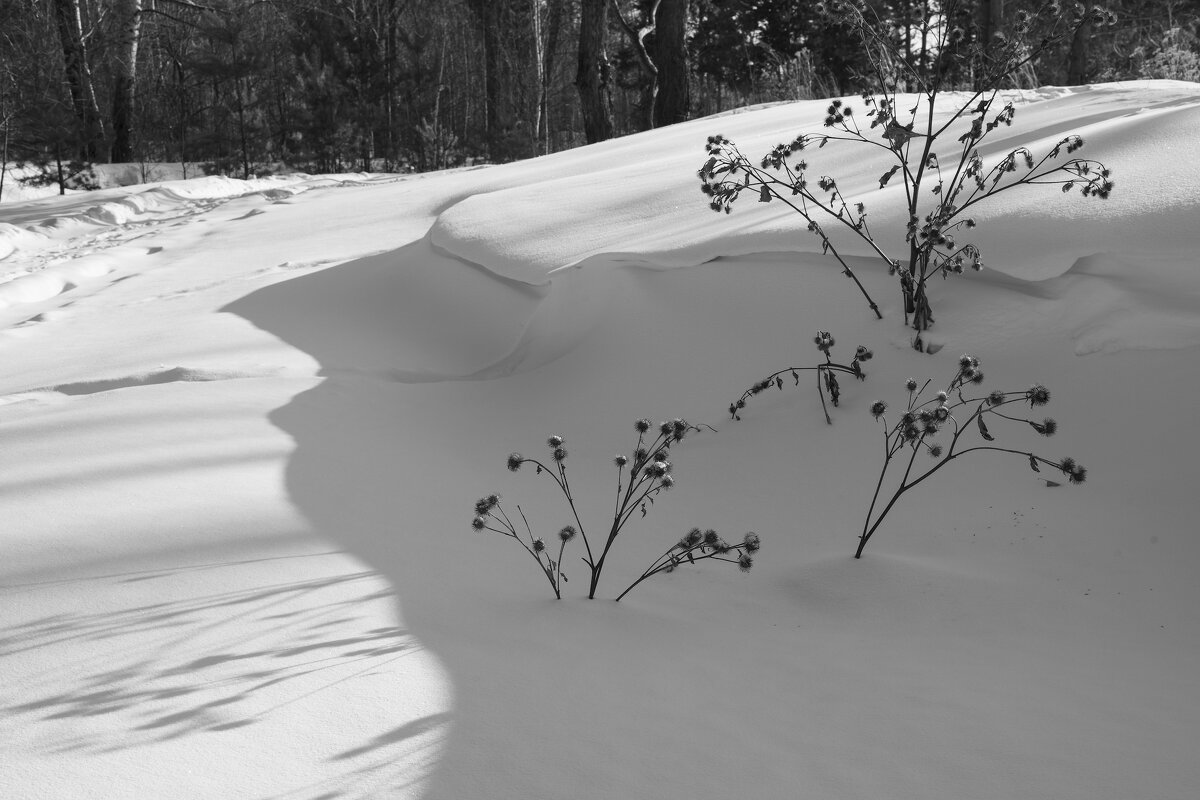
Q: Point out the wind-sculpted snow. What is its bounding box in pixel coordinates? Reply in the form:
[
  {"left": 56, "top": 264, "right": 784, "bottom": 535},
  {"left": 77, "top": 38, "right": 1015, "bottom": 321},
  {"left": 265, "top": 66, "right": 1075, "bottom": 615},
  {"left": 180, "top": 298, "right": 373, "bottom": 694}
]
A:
[
  {"left": 429, "top": 81, "right": 1200, "bottom": 286},
  {"left": 0, "top": 173, "right": 393, "bottom": 265},
  {"left": 5, "top": 82, "right": 1200, "bottom": 800}
]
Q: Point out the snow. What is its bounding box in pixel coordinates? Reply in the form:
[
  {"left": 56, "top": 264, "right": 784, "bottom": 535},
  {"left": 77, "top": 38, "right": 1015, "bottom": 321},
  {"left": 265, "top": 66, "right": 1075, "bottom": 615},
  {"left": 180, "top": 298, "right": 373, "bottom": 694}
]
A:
[{"left": 2, "top": 81, "right": 1199, "bottom": 799}]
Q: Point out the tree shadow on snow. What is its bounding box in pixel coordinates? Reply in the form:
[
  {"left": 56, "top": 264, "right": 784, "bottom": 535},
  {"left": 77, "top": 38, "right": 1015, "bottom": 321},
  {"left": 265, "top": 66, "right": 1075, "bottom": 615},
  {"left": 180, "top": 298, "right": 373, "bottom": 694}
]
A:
[{"left": 2, "top": 554, "right": 422, "bottom": 758}]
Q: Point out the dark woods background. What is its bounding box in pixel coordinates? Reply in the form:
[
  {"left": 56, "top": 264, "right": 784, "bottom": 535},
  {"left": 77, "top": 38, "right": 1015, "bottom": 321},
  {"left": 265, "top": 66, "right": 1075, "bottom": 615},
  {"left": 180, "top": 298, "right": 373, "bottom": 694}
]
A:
[{"left": 1, "top": 0, "right": 1196, "bottom": 183}]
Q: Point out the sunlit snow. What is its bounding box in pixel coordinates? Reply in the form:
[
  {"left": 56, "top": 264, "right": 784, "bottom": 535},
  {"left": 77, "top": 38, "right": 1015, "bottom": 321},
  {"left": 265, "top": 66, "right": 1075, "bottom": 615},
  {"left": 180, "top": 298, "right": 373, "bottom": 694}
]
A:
[{"left": 2, "top": 81, "right": 1198, "bottom": 800}]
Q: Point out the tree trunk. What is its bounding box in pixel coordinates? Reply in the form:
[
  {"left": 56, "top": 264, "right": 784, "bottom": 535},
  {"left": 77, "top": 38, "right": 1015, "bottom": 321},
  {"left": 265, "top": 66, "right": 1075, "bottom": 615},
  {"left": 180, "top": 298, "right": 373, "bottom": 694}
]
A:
[
  {"left": 0, "top": 122, "right": 9, "bottom": 202},
  {"left": 465, "top": 0, "right": 525, "bottom": 160},
  {"left": 52, "top": 0, "right": 106, "bottom": 160},
  {"left": 1066, "top": 17, "right": 1092, "bottom": 85},
  {"left": 610, "top": 0, "right": 657, "bottom": 131},
  {"left": 977, "top": 0, "right": 1004, "bottom": 42},
  {"left": 110, "top": 0, "right": 143, "bottom": 163},
  {"left": 576, "top": 0, "right": 614, "bottom": 143},
  {"left": 650, "top": 0, "right": 688, "bottom": 127},
  {"left": 973, "top": 0, "right": 1005, "bottom": 89},
  {"left": 540, "top": 0, "right": 565, "bottom": 153}
]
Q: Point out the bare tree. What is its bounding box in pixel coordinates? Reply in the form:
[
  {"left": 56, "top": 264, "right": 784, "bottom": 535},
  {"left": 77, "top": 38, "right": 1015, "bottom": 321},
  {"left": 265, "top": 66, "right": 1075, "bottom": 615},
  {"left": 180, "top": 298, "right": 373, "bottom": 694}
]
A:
[
  {"left": 111, "top": 0, "right": 144, "bottom": 162},
  {"left": 1066, "top": 12, "right": 1093, "bottom": 84},
  {"left": 651, "top": 0, "right": 688, "bottom": 127},
  {"left": 610, "top": 0, "right": 690, "bottom": 130},
  {"left": 576, "top": 0, "right": 614, "bottom": 142},
  {"left": 52, "top": 0, "right": 106, "bottom": 160}
]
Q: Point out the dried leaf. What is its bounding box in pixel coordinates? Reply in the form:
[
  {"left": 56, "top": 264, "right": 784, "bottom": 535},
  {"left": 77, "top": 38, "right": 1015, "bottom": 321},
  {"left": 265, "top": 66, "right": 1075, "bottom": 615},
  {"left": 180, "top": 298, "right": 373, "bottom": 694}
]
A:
[
  {"left": 1029, "top": 454, "right": 1040, "bottom": 472},
  {"left": 977, "top": 408, "right": 995, "bottom": 441},
  {"left": 879, "top": 166, "right": 901, "bottom": 190}
]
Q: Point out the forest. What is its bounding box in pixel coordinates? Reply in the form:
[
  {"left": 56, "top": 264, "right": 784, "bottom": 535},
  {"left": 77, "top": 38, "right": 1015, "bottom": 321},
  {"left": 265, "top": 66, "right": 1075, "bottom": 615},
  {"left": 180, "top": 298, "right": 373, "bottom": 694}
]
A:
[{"left": 1, "top": 0, "right": 1197, "bottom": 184}]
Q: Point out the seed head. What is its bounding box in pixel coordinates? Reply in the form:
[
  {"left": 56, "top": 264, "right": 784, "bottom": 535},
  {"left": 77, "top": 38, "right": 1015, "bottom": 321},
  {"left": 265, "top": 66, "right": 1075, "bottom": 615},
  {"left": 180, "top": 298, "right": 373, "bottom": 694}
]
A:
[
  {"left": 738, "top": 553, "right": 754, "bottom": 572},
  {"left": 743, "top": 532, "right": 761, "bottom": 553},
  {"left": 553, "top": 447, "right": 568, "bottom": 462},
  {"left": 532, "top": 538, "right": 546, "bottom": 553},
  {"left": 929, "top": 444, "right": 943, "bottom": 458},
  {"left": 660, "top": 421, "right": 674, "bottom": 436},
  {"left": 1027, "top": 385, "right": 1051, "bottom": 406},
  {"left": 507, "top": 453, "right": 523, "bottom": 471},
  {"left": 855, "top": 345, "right": 873, "bottom": 361},
  {"left": 660, "top": 474, "right": 676, "bottom": 490},
  {"left": 703, "top": 529, "right": 720, "bottom": 546},
  {"left": 547, "top": 435, "right": 563, "bottom": 448},
  {"left": 1068, "top": 463, "right": 1087, "bottom": 484},
  {"left": 614, "top": 454, "right": 628, "bottom": 467},
  {"left": 987, "top": 390, "right": 1006, "bottom": 406},
  {"left": 472, "top": 516, "right": 486, "bottom": 530},
  {"left": 870, "top": 400, "right": 888, "bottom": 418},
  {"left": 685, "top": 527, "right": 704, "bottom": 546},
  {"left": 558, "top": 525, "right": 577, "bottom": 542},
  {"left": 1059, "top": 456, "right": 1077, "bottom": 474},
  {"left": 635, "top": 418, "right": 652, "bottom": 433},
  {"left": 905, "top": 377, "right": 918, "bottom": 392},
  {"left": 1040, "top": 418, "right": 1057, "bottom": 436}
]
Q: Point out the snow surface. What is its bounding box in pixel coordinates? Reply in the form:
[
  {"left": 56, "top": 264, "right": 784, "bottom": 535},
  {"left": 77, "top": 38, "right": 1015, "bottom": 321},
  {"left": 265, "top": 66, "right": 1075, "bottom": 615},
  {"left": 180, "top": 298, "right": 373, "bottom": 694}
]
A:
[{"left": 2, "top": 81, "right": 1199, "bottom": 799}]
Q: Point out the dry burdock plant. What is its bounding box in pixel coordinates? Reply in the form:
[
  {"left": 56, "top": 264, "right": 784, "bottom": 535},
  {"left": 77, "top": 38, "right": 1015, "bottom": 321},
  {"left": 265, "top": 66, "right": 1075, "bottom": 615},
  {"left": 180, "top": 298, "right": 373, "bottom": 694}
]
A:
[
  {"left": 473, "top": 420, "right": 760, "bottom": 600},
  {"left": 699, "top": 0, "right": 1116, "bottom": 342},
  {"left": 730, "top": 331, "right": 873, "bottom": 425},
  {"left": 856, "top": 353, "right": 1086, "bottom": 558}
]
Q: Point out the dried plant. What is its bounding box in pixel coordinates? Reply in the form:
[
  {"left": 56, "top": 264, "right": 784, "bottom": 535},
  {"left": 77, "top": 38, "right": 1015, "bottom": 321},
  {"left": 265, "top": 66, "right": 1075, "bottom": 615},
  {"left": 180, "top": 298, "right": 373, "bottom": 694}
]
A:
[
  {"left": 730, "top": 331, "right": 873, "bottom": 425},
  {"left": 473, "top": 420, "right": 760, "bottom": 600},
  {"left": 698, "top": 1, "right": 1116, "bottom": 340},
  {"left": 616, "top": 529, "right": 761, "bottom": 602},
  {"left": 856, "top": 353, "right": 1086, "bottom": 558}
]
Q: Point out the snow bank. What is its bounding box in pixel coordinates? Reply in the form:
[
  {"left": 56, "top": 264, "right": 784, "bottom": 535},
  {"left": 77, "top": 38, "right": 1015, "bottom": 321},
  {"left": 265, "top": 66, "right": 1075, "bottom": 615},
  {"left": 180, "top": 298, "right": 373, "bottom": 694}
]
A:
[
  {"left": 427, "top": 82, "right": 1200, "bottom": 285},
  {"left": 4, "top": 82, "right": 1200, "bottom": 800}
]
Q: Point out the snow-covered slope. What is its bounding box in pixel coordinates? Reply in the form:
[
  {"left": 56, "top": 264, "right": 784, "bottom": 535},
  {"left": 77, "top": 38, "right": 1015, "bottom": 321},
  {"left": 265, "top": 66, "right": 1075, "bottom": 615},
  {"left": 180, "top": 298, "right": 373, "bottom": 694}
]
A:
[{"left": 2, "top": 81, "right": 1198, "bottom": 800}]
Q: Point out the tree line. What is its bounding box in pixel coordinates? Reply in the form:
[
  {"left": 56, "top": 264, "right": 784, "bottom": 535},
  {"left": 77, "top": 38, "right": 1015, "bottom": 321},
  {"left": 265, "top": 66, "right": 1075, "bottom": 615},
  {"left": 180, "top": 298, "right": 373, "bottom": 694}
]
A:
[{"left": 1, "top": 0, "right": 1196, "bottom": 186}]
